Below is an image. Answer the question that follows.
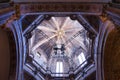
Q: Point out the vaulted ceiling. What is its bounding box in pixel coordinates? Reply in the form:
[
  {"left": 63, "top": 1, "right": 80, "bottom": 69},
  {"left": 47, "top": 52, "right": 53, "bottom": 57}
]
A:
[{"left": 28, "top": 16, "right": 92, "bottom": 74}]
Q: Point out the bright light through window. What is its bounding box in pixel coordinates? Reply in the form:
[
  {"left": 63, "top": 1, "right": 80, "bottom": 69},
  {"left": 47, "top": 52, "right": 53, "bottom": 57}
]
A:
[
  {"left": 56, "top": 61, "right": 63, "bottom": 76},
  {"left": 78, "top": 52, "right": 87, "bottom": 67}
]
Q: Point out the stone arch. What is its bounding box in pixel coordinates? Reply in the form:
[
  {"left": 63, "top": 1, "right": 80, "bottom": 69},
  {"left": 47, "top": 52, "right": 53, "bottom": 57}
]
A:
[{"left": 96, "top": 20, "right": 115, "bottom": 80}]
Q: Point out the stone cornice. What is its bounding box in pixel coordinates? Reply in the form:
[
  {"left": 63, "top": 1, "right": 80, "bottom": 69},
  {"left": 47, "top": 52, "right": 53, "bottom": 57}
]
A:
[{"left": 17, "top": 3, "right": 103, "bottom": 15}]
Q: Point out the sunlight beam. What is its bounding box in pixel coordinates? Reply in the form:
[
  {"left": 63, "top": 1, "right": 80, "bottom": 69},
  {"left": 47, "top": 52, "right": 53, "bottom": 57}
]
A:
[
  {"left": 65, "top": 27, "right": 82, "bottom": 33},
  {"left": 37, "top": 26, "right": 56, "bottom": 32},
  {"left": 51, "top": 17, "right": 60, "bottom": 30},
  {"left": 61, "top": 17, "right": 70, "bottom": 30}
]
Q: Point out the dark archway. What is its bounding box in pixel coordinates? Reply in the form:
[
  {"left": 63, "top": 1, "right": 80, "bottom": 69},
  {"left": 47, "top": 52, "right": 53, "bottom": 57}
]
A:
[
  {"left": 0, "top": 28, "right": 17, "bottom": 80},
  {"left": 104, "top": 27, "right": 120, "bottom": 80}
]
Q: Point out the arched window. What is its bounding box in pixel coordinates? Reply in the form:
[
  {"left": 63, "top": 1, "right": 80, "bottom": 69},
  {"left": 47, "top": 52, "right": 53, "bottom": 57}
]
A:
[
  {"left": 78, "top": 52, "right": 87, "bottom": 67},
  {"left": 56, "top": 61, "right": 63, "bottom": 76}
]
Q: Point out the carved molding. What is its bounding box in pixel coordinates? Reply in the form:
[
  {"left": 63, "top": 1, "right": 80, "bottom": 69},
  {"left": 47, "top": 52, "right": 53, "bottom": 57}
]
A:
[
  {"left": 13, "top": 0, "right": 111, "bottom": 3},
  {"left": 0, "top": 7, "right": 14, "bottom": 15},
  {"left": 19, "top": 3, "right": 103, "bottom": 14}
]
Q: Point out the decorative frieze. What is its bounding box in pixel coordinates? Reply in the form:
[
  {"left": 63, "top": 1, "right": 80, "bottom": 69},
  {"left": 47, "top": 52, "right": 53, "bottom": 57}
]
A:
[{"left": 19, "top": 3, "right": 102, "bottom": 14}]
